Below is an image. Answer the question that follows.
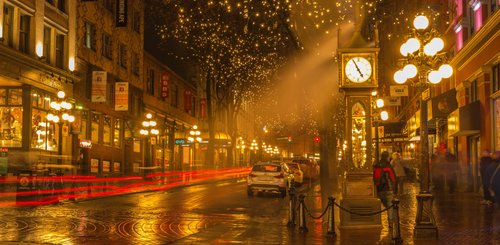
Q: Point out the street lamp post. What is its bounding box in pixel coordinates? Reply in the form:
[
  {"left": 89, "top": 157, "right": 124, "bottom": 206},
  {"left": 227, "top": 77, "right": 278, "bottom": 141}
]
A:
[
  {"left": 47, "top": 91, "right": 75, "bottom": 166},
  {"left": 394, "top": 14, "right": 452, "bottom": 239},
  {"left": 372, "top": 92, "right": 389, "bottom": 164},
  {"left": 188, "top": 125, "right": 201, "bottom": 170},
  {"left": 140, "top": 113, "right": 159, "bottom": 178},
  {"left": 250, "top": 139, "right": 258, "bottom": 164}
]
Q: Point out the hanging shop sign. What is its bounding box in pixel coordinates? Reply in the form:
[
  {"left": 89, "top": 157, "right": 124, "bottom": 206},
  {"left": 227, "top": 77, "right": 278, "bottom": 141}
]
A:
[
  {"left": 116, "top": 0, "right": 127, "bottom": 27},
  {"left": 115, "top": 82, "right": 129, "bottom": 111},
  {"left": 79, "top": 139, "right": 92, "bottom": 148},
  {"left": 91, "top": 71, "right": 107, "bottom": 102},
  {"left": 161, "top": 73, "right": 169, "bottom": 98},
  {"left": 390, "top": 85, "right": 408, "bottom": 97},
  {"left": 384, "top": 97, "right": 401, "bottom": 106}
]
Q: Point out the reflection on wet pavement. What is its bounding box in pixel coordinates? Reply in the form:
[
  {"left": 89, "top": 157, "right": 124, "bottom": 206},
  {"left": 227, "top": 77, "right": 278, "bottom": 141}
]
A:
[{"left": 0, "top": 179, "right": 499, "bottom": 244}]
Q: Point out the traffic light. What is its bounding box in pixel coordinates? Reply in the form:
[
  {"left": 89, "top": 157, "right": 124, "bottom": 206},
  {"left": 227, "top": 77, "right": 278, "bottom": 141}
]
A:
[
  {"left": 314, "top": 136, "right": 320, "bottom": 143},
  {"left": 288, "top": 136, "right": 292, "bottom": 142}
]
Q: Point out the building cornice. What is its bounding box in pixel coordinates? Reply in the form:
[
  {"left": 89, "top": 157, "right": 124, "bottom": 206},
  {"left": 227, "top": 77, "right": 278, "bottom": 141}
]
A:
[{"left": 450, "top": 10, "right": 500, "bottom": 70}]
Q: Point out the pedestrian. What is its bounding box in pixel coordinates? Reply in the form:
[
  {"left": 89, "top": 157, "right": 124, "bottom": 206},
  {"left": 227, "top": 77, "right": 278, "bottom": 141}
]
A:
[
  {"left": 431, "top": 144, "right": 446, "bottom": 192},
  {"left": 479, "top": 150, "right": 493, "bottom": 205},
  {"left": 445, "top": 150, "right": 458, "bottom": 194},
  {"left": 487, "top": 151, "right": 500, "bottom": 207},
  {"left": 391, "top": 152, "right": 406, "bottom": 195},
  {"left": 373, "top": 151, "right": 396, "bottom": 227}
]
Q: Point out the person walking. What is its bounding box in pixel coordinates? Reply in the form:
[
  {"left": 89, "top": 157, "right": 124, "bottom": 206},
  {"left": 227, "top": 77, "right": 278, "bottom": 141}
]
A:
[
  {"left": 487, "top": 151, "right": 500, "bottom": 207},
  {"left": 445, "top": 150, "right": 458, "bottom": 194},
  {"left": 374, "top": 151, "right": 396, "bottom": 227},
  {"left": 391, "top": 152, "right": 406, "bottom": 195},
  {"left": 479, "top": 150, "right": 493, "bottom": 205}
]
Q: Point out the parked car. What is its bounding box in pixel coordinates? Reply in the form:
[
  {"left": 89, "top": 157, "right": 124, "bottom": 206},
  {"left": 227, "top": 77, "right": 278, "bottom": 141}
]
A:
[
  {"left": 247, "top": 162, "right": 294, "bottom": 197},
  {"left": 285, "top": 162, "right": 304, "bottom": 185},
  {"left": 292, "top": 158, "right": 319, "bottom": 180}
]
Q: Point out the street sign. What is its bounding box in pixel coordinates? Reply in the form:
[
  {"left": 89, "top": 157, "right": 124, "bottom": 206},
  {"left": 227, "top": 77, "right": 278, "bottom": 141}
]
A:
[{"left": 175, "top": 139, "right": 186, "bottom": 145}]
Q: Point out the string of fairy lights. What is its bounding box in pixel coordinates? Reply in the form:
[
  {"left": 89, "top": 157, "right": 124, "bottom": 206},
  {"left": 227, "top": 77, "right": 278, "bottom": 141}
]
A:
[{"left": 147, "top": 0, "right": 446, "bottom": 135}]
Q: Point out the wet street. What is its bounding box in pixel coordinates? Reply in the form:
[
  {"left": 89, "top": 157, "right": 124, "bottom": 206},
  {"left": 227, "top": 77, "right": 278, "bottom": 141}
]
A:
[{"left": 1, "top": 176, "right": 500, "bottom": 244}]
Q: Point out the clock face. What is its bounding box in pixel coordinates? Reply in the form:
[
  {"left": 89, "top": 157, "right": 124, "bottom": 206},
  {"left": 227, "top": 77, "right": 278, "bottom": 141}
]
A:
[{"left": 345, "top": 57, "right": 372, "bottom": 83}]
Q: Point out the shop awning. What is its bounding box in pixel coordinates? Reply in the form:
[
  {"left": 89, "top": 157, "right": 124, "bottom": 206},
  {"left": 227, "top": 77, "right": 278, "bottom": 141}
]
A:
[{"left": 448, "top": 101, "right": 481, "bottom": 137}]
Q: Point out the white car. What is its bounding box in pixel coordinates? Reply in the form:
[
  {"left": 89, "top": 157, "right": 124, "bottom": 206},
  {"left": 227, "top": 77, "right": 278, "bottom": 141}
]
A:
[
  {"left": 285, "top": 162, "right": 303, "bottom": 185},
  {"left": 247, "top": 162, "right": 294, "bottom": 197}
]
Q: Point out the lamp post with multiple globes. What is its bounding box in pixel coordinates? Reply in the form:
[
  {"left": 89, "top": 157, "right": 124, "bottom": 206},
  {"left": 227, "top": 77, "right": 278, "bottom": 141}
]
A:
[
  {"left": 188, "top": 125, "right": 201, "bottom": 170},
  {"left": 371, "top": 91, "right": 389, "bottom": 165},
  {"left": 46, "top": 91, "right": 75, "bottom": 165},
  {"left": 394, "top": 14, "right": 452, "bottom": 239},
  {"left": 140, "top": 113, "right": 159, "bottom": 177}
]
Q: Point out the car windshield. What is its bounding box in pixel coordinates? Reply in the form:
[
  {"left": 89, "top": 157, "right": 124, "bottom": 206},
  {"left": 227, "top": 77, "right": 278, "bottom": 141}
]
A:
[
  {"left": 252, "top": 165, "right": 281, "bottom": 172},
  {"left": 286, "top": 163, "right": 299, "bottom": 170}
]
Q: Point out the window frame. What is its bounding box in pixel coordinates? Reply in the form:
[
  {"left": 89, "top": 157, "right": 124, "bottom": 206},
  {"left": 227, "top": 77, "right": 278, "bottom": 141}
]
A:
[
  {"left": 102, "top": 32, "right": 113, "bottom": 60},
  {"left": 84, "top": 20, "right": 96, "bottom": 51},
  {"left": 19, "top": 14, "right": 31, "bottom": 54},
  {"left": 118, "top": 42, "right": 127, "bottom": 68},
  {"left": 55, "top": 33, "right": 65, "bottom": 69}
]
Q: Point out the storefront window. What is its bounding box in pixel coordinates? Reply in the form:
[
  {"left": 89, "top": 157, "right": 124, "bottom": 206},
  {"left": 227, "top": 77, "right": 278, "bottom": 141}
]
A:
[
  {"left": 31, "top": 108, "right": 57, "bottom": 151},
  {"left": 1, "top": 88, "right": 23, "bottom": 148},
  {"left": 91, "top": 113, "right": 100, "bottom": 143},
  {"left": 8, "top": 89, "right": 22, "bottom": 105},
  {"left": 80, "top": 111, "right": 88, "bottom": 139},
  {"left": 114, "top": 119, "right": 121, "bottom": 148},
  {"left": 103, "top": 116, "right": 111, "bottom": 145},
  {"left": 0, "top": 89, "right": 6, "bottom": 105}
]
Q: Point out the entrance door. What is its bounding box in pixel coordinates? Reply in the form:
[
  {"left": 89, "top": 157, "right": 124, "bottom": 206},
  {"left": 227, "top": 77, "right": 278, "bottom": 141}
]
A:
[{"left": 468, "top": 136, "right": 480, "bottom": 192}]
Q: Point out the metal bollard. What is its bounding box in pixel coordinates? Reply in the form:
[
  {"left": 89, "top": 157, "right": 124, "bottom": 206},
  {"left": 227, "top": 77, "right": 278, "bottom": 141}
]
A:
[
  {"left": 392, "top": 198, "right": 403, "bottom": 244},
  {"left": 287, "top": 186, "right": 296, "bottom": 227},
  {"left": 298, "top": 194, "right": 308, "bottom": 233},
  {"left": 326, "top": 196, "right": 336, "bottom": 237}
]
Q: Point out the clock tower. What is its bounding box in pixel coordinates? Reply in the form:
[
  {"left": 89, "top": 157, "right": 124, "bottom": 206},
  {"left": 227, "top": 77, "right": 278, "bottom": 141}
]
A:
[{"left": 337, "top": 17, "right": 382, "bottom": 228}]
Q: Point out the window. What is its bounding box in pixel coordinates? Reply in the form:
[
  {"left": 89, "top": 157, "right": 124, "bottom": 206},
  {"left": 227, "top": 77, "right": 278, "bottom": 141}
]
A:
[
  {"left": 118, "top": 43, "right": 127, "bottom": 68},
  {"left": 493, "top": 63, "right": 500, "bottom": 93},
  {"left": 3, "top": 5, "right": 14, "bottom": 47},
  {"left": 55, "top": 34, "right": 65, "bottom": 69},
  {"left": 80, "top": 111, "right": 88, "bottom": 140},
  {"left": 19, "top": 14, "right": 31, "bottom": 54},
  {"left": 0, "top": 88, "right": 23, "bottom": 148},
  {"left": 492, "top": 0, "right": 498, "bottom": 13},
  {"left": 103, "top": 116, "right": 111, "bottom": 145},
  {"left": 31, "top": 89, "right": 59, "bottom": 151},
  {"left": 102, "top": 32, "right": 112, "bottom": 59},
  {"left": 132, "top": 10, "right": 141, "bottom": 33},
  {"left": 43, "top": 27, "right": 51, "bottom": 63},
  {"left": 104, "top": 0, "right": 114, "bottom": 12},
  {"left": 114, "top": 119, "right": 121, "bottom": 148},
  {"left": 57, "top": 0, "right": 66, "bottom": 12},
  {"left": 147, "top": 68, "right": 155, "bottom": 95},
  {"left": 171, "top": 84, "right": 178, "bottom": 108},
  {"left": 91, "top": 113, "right": 100, "bottom": 143},
  {"left": 131, "top": 52, "right": 139, "bottom": 75},
  {"left": 468, "top": 80, "right": 479, "bottom": 102},
  {"left": 84, "top": 21, "right": 96, "bottom": 51}
]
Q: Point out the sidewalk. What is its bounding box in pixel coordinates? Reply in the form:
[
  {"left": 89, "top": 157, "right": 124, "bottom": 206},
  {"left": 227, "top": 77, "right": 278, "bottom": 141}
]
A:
[{"left": 295, "top": 180, "right": 500, "bottom": 244}]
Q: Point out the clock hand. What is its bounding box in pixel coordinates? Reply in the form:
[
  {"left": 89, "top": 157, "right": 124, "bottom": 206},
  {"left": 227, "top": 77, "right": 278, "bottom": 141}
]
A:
[{"left": 353, "top": 60, "right": 364, "bottom": 78}]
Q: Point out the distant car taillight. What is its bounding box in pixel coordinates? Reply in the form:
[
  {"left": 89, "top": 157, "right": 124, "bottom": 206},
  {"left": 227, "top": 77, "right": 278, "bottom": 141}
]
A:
[
  {"left": 274, "top": 173, "right": 284, "bottom": 179},
  {"left": 249, "top": 173, "right": 257, "bottom": 177}
]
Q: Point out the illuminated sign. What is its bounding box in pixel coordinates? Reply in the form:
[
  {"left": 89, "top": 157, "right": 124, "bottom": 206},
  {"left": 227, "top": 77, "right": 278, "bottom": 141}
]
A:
[
  {"left": 79, "top": 139, "right": 92, "bottom": 148},
  {"left": 175, "top": 139, "right": 186, "bottom": 145}
]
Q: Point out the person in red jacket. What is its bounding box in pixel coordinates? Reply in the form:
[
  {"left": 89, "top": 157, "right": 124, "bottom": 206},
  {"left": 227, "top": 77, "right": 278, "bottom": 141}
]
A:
[{"left": 373, "top": 151, "right": 396, "bottom": 227}]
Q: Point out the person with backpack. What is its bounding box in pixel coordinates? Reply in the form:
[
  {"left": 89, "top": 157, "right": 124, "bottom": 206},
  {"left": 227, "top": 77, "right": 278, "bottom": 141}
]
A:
[{"left": 373, "top": 151, "right": 396, "bottom": 227}]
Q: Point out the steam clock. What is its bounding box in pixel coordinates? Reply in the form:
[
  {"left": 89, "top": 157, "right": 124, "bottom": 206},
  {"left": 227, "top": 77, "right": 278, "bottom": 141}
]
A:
[{"left": 338, "top": 45, "right": 382, "bottom": 227}]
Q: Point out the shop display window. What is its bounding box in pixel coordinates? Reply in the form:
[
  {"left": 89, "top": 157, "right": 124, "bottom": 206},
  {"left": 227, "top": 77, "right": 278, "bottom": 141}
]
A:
[
  {"left": 103, "top": 116, "right": 111, "bottom": 145},
  {"left": 114, "top": 119, "right": 121, "bottom": 148},
  {"left": 91, "top": 113, "right": 100, "bottom": 143},
  {"left": 0, "top": 87, "right": 23, "bottom": 147},
  {"left": 31, "top": 108, "right": 57, "bottom": 151}
]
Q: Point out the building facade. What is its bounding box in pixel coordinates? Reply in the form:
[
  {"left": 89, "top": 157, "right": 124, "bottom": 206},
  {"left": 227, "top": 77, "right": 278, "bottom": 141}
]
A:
[{"left": 0, "top": 0, "right": 78, "bottom": 174}]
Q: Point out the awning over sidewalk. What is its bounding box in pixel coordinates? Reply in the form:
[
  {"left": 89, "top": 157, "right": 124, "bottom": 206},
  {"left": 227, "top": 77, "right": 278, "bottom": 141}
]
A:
[{"left": 448, "top": 101, "right": 481, "bottom": 137}]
